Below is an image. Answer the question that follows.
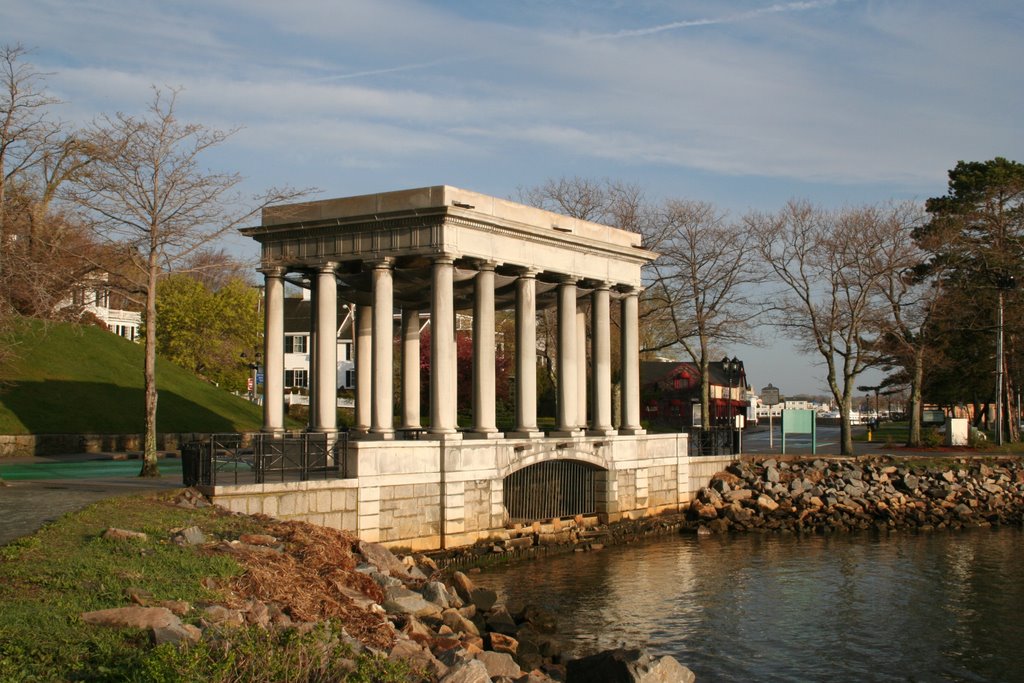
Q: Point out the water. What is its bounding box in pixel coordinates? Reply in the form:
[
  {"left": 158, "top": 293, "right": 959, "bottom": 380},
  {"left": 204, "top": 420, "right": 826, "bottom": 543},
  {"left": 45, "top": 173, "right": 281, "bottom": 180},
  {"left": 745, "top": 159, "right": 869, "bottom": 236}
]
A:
[{"left": 473, "top": 529, "right": 1024, "bottom": 682}]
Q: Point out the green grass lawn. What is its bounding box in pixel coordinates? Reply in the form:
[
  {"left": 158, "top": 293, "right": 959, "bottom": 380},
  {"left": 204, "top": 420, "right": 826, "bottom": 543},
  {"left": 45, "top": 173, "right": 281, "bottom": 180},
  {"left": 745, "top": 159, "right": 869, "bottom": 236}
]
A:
[
  {"left": 0, "top": 319, "right": 265, "bottom": 434},
  {"left": 0, "top": 493, "right": 409, "bottom": 681}
]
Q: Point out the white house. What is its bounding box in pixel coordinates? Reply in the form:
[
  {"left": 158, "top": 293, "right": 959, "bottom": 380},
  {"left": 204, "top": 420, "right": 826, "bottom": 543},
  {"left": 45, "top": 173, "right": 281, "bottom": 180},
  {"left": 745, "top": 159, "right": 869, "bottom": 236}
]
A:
[
  {"left": 283, "top": 289, "right": 355, "bottom": 392},
  {"left": 67, "top": 273, "right": 142, "bottom": 341}
]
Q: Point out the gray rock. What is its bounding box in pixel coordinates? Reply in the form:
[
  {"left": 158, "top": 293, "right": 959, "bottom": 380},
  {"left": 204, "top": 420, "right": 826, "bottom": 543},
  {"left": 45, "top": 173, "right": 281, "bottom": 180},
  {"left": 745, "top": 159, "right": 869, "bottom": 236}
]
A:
[
  {"left": 102, "top": 528, "right": 147, "bottom": 542},
  {"left": 442, "top": 608, "right": 481, "bottom": 636},
  {"left": 475, "top": 651, "right": 523, "bottom": 679},
  {"left": 765, "top": 466, "right": 780, "bottom": 483},
  {"left": 723, "top": 488, "right": 752, "bottom": 503},
  {"left": 152, "top": 622, "right": 201, "bottom": 646},
  {"left": 486, "top": 605, "right": 519, "bottom": 635},
  {"left": 470, "top": 587, "right": 498, "bottom": 612},
  {"left": 566, "top": 648, "right": 695, "bottom": 683},
  {"left": 81, "top": 606, "right": 177, "bottom": 630},
  {"left": 172, "top": 526, "right": 206, "bottom": 546},
  {"left": 423, "top": 580, "right": 453, "bottom": 608},
  {"left": 383, "top": 585, "right": 443, "bottom": 618},
  {"left": 440, "top": 659, "right": 492, "bottom": 683},
  {"left": 359, "top": 540, "right": 417, "bottom": 581}
]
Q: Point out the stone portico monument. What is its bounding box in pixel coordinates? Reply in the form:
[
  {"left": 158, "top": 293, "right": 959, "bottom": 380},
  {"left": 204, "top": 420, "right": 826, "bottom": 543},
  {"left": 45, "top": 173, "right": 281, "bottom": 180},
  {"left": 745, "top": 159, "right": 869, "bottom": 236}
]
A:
[
  {"left": 242, "top": 185, "right": 655, "bottom": 440},
  {"left": 225, "top": 186, "right": 722, "bottom": 550}
]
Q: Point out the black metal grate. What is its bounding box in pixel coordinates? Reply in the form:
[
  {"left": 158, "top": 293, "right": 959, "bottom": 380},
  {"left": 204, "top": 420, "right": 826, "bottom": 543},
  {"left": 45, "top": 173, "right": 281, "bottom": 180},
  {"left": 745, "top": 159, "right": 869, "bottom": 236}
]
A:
[
  {"left": 181, "top": 432, "right": 349, "bottom": 486},
  {"left": 503, "top": 460, "right": 599, "bottom": 522}
]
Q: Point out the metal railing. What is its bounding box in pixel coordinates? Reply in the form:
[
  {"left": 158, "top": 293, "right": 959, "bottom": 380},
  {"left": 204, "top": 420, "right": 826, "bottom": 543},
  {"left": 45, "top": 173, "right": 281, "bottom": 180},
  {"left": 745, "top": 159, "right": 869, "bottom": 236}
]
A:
[
  {"left": 686, "top": 426, "right": 738, "bottom": 456},
  {"left": 182, "top": 432, "right": 349, "bottom": 486}
]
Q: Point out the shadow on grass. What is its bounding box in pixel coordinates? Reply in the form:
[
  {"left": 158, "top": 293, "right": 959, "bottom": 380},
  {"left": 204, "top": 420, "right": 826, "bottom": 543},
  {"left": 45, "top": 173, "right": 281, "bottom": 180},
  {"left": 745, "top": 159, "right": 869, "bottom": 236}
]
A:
[{"left": 0, "top": 380, "right": 242, "bottom": 435}]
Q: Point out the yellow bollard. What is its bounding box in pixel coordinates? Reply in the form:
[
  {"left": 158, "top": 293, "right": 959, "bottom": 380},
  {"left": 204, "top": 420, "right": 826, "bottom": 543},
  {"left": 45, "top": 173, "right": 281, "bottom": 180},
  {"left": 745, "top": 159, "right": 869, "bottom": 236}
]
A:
[{"left": 867, "top": 426, "right": 873, "bottom": 442}]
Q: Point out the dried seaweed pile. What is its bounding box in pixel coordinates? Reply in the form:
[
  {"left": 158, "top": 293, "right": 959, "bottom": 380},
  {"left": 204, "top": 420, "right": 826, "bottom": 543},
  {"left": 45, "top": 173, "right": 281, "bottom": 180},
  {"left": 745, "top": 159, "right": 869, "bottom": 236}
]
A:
[{"left": 225, "top": 519, "right": 394, "bottom": 650}]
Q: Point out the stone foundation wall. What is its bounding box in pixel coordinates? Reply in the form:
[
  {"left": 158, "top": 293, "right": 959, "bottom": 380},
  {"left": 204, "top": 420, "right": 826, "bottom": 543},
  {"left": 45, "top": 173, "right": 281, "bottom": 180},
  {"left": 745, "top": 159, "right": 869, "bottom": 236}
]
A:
[
  {"left": 209, "top": 479, "right": 359, "bottom": 531},
  {"left": 203, "top": 433, "right": 730, "bottom": 551}
]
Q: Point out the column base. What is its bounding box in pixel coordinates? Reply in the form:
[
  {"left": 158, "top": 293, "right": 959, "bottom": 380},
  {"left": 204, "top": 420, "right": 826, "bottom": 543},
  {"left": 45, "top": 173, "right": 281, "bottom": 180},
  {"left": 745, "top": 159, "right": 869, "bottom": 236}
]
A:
[
  {"left": 362, "top": 431, "right": 395, "bottom": 441},
  {"left": 618, "top": 427, "right": 647, "bottom": 436},
  {"left": 423, "top": 431, "right": 464, "bottom": 442},
  {"left": 261, "top": 427, "right": 286, "bottom": 437},
  {"left": 587, "top": 428, "right": 618, "bottom": 437},
  {"left": 507, "top": 430, "right": 546, "bottom": 439},
  {"left": 549, "top": 429, "right": 585, "bottom": 438},
  {"left": 465, "top": 430, "right": 505, "bottom": 440}
]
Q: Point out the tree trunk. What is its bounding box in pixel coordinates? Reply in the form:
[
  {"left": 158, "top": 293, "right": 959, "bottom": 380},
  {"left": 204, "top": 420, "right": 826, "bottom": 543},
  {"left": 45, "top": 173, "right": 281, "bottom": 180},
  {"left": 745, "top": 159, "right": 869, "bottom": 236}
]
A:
[
  {"left": 139, "top": 253, "right": 160, "bottom": 477},
  {"left": 839, "top": 394, "right": 854, "bottom": 455},
  {"left": 907, "top": 349, "right": 924, "bottom": 446}
]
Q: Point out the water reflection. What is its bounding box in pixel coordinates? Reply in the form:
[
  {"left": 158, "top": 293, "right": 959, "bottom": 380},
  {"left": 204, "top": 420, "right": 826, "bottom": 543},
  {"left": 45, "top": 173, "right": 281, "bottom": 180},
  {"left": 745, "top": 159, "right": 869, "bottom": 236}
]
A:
[{"left": 473, "top": 529, "right": 1024, "bottom": 682}]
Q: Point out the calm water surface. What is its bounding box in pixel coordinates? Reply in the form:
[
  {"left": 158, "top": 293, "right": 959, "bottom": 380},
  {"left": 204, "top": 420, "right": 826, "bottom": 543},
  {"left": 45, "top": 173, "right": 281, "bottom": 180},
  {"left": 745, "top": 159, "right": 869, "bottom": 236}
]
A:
[{"left": 473, "top": 529, "right": 1024, "bottom": 682}]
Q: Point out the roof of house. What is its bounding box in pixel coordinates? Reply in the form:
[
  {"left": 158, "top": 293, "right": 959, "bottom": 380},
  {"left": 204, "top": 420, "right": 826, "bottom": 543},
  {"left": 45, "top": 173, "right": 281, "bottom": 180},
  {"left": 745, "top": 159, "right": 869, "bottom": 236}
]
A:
[
  {"left": 640, "top": 360, "right": 746, "bottom": 388},
  {"left": 283, "top": 297, "right": 352, "bottom": 335}
]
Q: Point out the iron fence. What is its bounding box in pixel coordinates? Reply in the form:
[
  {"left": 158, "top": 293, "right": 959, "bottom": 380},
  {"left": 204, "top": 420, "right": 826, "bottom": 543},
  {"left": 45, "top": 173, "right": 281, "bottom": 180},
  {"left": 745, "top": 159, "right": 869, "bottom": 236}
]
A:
[
  {"left": 503, "top": 460, "right": 598, "bottom": 522},
  {"left": 181, "top": 432, "right": 349, "bottom": 486},
  {"left": 686, "top": 426, "right": 738, "bottom": 456}
]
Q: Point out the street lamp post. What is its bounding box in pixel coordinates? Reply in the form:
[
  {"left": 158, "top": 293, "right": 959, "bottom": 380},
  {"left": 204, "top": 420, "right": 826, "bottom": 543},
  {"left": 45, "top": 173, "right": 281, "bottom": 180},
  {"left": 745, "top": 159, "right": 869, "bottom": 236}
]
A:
[
  {"left": 242, "top": 350, "right": 262, "bottom": 403},
  {"left": 722, "top": 355, "right": 741, "bottom": 453}
]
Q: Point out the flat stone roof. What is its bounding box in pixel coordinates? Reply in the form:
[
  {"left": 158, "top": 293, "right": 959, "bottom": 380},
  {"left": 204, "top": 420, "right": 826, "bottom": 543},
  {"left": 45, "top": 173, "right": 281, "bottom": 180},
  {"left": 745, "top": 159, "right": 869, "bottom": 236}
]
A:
[{"left": 260, "top": 185, "right": 643, "bottom": 250}]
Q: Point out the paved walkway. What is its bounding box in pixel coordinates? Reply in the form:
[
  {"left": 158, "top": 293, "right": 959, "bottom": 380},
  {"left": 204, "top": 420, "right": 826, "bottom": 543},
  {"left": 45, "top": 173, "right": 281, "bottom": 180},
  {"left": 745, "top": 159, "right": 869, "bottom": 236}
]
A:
[{"left": 0, "top": 454, "right": 181, "bottom": 546}]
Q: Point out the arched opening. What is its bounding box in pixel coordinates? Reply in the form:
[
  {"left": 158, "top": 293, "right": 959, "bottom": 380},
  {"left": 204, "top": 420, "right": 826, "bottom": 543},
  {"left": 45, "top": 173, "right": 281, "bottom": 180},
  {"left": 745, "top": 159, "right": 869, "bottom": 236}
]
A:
[{"left": 503, "top": 459, "right": 602, "bottom": 522}]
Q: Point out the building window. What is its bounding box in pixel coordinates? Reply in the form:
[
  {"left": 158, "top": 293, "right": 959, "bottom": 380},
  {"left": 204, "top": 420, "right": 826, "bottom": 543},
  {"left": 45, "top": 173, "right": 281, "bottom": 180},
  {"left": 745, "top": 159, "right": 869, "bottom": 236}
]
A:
[
  {"left": 345, "top": 369, "right": 355, "bottom": 388},
  {"left": 284, "top": 369, "right": 308, "bottom": 388},
  {"left": 341, "top": 341, "right": 352, "bottom": 361},
  {"left": 284, "top": 335, "right": 308, "bottom": 354}
]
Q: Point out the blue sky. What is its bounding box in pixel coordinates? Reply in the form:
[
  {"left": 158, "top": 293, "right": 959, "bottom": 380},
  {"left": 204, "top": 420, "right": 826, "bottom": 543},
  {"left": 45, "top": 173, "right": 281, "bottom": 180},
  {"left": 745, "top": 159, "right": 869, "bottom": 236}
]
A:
[{"left": 3, "top": 0, "right": 1022, "bottom": 395}]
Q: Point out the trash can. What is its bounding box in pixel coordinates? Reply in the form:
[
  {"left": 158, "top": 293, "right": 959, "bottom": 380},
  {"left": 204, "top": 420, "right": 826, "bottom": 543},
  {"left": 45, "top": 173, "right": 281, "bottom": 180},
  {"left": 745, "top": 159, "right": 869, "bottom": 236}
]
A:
[{"left": 181, "top": 441, "right": 201, "bottom": 487}]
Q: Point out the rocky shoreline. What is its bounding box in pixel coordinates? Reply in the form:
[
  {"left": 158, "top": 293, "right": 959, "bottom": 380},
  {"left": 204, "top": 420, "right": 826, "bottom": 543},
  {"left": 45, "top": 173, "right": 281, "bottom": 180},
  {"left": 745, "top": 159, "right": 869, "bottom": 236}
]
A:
[
  {"left": 687, "top": 456, "right": 1024, "bottom": 535},
  {"left": 81, "top": 489, "right": 694, "bottom": 682},
  {"left": 74, "top": 456, "right": 1024, "bottom": 682}
]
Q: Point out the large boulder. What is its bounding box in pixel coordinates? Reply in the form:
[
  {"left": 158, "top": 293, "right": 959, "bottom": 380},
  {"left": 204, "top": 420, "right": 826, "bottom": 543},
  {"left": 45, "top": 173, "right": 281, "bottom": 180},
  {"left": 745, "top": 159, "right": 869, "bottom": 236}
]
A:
[{"left": 567, "top": 648, "right": 695, "bottom": 683}]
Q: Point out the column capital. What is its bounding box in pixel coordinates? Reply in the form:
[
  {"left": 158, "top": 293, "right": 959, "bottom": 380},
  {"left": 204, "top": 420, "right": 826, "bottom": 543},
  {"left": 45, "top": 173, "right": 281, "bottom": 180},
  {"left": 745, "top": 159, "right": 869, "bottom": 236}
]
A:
[
  {"left": 593, "top": 280, "right": 614, "bottom": 291},
  {"left": 366, "top": 257, "right": 394, "bottom": 270},
  {"left": 432, "top": 252, "right": 459, "bottom": 266},
  {"left": 512, "top": 266, "right": 540, "bottom": 279},
  {"left": 617, "top": 284, "right": 644, "bottom": 296},
  {"left": 316, "top": 262, "right": 338, "bottom": 274},
  {"left": 466, "top": 258, "right": 500, "bottom": 272},
  {"left": 259, "top": 266, "right": 286, "bottom": 278},
  {"left": 556, "top": 274, "right": 580, "bottom": 285}
]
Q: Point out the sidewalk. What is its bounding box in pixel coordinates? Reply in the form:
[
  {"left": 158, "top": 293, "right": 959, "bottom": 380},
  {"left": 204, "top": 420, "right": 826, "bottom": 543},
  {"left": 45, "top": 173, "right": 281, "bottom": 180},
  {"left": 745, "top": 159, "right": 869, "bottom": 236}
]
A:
[{"left": 0, "top": 453, "right": 181, "bottom": 546}]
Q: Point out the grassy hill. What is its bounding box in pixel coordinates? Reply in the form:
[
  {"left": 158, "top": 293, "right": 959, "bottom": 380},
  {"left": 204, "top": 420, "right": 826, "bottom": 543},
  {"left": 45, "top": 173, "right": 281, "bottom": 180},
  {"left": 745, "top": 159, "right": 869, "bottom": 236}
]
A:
[{"left": 0, "top": 319, "right": 264, "bottom": 434}]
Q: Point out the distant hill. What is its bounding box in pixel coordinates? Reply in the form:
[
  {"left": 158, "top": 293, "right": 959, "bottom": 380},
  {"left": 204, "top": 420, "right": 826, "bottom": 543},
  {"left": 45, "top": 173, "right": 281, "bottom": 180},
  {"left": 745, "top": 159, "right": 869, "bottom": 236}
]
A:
[{"left": 0, "top": 319, "right": 264, "bottom": 434}]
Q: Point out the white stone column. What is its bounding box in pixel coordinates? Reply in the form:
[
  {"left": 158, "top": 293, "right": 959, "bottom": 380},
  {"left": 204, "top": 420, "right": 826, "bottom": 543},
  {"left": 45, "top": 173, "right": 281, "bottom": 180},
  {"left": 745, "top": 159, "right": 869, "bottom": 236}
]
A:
[
  {"left": 590, "top": 283, "right": 616, "bottom": 435},
  {"left": 471, "top": 263, "right": 500, "bottom": 437},
  {"left": 430, "top": 255, "right": 459, "bottom": 436},
  {"left": 401, "top": 308, "right": 421, "bottom": 430},
  {"left": 511, "top": 269, "right": 542, "bottom": 437},
  {"left": 307, "top": 283, "right": 317, "bottom": 430},
  {"left": 576, "top": 306, "right": 587, "bottom": 429},
  {"left": 555, "top": 278, "right": 581, "bottom": 435},
  {"left": 620, "top": 288, "right": 645, "bottom": 434},
  {"left": 354, "top": 303, "right": 372, "bottom": 434},
  {"left": 314, "top": 264, "right": 338, "bottom": 433},
  {"left": 262, "top": 268, "right": 285, "bottom": 434},
  {"left": 370, "top": 260, "right": 394, "bottom": 438}
]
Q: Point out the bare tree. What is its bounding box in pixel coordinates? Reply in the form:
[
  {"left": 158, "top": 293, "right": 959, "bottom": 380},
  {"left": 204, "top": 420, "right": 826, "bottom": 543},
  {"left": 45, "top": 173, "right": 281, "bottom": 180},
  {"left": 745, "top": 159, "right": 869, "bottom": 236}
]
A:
[
  {"left": 645, "top": 200, "right": 764, "bottom": 425},
  {"left": 872, "top": 202, "right": 946, "bottom": 445},
  {"left": 0, "top": 44, "right": 103, "bottom": 374},
  {"left": 69, "top": 87, "right": 308, "bottom": 476},
  {"left": 748, "top": 201, "right": 912, "bottom": 454}
]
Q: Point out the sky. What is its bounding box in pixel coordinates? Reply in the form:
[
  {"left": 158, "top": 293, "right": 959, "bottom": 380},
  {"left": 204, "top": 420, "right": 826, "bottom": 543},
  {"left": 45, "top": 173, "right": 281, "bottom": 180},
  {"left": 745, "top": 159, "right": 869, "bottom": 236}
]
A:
[{"left": 3, "top": 0, "right": 1022, "bottom": 396}]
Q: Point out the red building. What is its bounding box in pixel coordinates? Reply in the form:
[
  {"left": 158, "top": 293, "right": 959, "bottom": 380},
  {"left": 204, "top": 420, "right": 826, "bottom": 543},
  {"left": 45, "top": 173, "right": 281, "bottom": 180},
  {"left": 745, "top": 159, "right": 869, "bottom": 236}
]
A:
[{"left": 640, "top": 359, "right": 748, "bottom": 428}]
